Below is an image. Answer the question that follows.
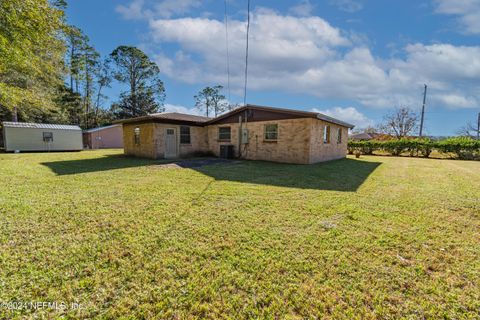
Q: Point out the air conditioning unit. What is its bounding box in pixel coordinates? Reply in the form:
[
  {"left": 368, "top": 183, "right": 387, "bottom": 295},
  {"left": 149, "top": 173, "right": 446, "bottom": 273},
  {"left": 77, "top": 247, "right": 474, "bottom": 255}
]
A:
[{"left": 220, "top": 145, "right": 235, "bottom": 158}]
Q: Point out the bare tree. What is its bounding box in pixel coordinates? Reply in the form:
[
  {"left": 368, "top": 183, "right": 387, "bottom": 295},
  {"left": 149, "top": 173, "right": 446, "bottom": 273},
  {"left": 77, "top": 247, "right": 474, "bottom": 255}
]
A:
[
  {"left": 379, "top": 107, "right": 419, "bottom": 139},
  {"left": 457, "top": 122, "right": 479, "bottom": 139}
]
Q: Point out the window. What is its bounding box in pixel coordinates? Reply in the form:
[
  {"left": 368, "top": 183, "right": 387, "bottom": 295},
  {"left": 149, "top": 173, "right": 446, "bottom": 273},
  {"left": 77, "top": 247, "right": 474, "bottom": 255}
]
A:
[
  {"left": 337, "top": 128, "right": 342, "bottom": 144},
  {"left": 323, "top": 125, "right": 330, "bottom": 144},
  {"left": 218, "top": 127, "right": 231, "bottom": 141},
  {"left": 134, "top": 127, "right": 140, "bottom": 145},
  {"left": 264, "top": 124, "right": 278, "bottom": 141},
  {"left": 180, "top": 126, "right": 191, "bottom": 144},
  {"left": 43, "top": 132, "right": 53, "bottom": 142}
]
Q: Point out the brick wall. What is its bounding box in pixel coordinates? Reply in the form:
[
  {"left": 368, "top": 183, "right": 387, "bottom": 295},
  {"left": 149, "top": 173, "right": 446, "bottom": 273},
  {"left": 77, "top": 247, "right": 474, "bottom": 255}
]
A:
[
  {"left": 309, "top": 118, "right": 348, "bottom": 163},
  {"left": 208, "top": 118, "right": 312, "bottom": 164},
  {"left": 123, "top": 123, "right": 157, "bottom": 159},
  {"left": 124, "top": 118, "right": 349, "bottom": 163},
  {"left": 123, "top": 123, "right": 208, "bottom": 159}
]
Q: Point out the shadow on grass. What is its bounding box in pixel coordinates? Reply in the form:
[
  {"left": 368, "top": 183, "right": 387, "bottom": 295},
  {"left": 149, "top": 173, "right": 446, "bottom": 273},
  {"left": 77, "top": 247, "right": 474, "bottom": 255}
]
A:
[
  {"left": 194, "top": 158, "right": 381, "bottom": 192},
  {"left": 42, "top": 154, "right": 381, "bottom": 191},
  {"left": 41, "top": 154, "right": 164, "bottom": 175}
]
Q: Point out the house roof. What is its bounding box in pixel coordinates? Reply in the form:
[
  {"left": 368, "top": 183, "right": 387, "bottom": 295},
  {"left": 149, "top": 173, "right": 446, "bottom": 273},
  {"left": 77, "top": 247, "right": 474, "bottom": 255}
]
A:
[
  {"left": 349, "top": 132, "right": 374, "bottom": 140},
  {"left": 115, "top": 112, "right": 211, "bottom": 126},
  {"left": 206, "top": 104, "right": 355, "bottom": 128},
  {"left": 115, "top": 105, "right": 355, "bottom": 129},
  {"left": 2, "top": 122, "right": 82, "bottom": 131},
  {"left": 83, "top": 124, "right": 121, "bottom": 133}
]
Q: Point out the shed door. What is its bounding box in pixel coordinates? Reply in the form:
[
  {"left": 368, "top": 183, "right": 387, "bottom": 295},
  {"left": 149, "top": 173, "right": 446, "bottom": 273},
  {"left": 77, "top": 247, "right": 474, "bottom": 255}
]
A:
[{"left": 164, "top": 128, "right": 178, "bottom": 159}]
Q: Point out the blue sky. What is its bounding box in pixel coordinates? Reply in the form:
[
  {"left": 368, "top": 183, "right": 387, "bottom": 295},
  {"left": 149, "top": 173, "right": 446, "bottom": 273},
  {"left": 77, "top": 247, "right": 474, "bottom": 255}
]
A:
[{"left": 66, "top": 0, "right": 480, "bottom": 135}]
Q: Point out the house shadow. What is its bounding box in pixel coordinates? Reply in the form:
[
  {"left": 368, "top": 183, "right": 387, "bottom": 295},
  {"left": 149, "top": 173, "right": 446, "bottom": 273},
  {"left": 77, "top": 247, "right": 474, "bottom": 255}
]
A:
[
  {"left": 193, "top": 158, "right": 381, "bottom": 192},
  {"left": 42, "top": 154, "right": 381, "bottom": 192},
  {"left": 41, "top": 154, "right": 164, "bottom": 175}
]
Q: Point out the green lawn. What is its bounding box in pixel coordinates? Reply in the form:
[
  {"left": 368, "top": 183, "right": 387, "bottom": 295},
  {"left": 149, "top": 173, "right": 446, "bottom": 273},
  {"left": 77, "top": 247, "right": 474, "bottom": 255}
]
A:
[{"left": 0, "top": 150, "right": 479, "bottom": 319}]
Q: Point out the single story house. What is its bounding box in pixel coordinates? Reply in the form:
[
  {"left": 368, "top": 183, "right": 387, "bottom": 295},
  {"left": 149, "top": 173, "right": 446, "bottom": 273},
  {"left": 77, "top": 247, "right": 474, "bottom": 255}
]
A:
[
  {"left": 116, "top": 104, "right": 355, "bottom": 164},
  {"left": 83, "top": 124, "right": 123, "bottom": 149},
  {"left": 2, "top": 122, "right": 83, "bottom": 152},
  {"left": 349, "top": 132, "right": 376, "bottom": 141}
]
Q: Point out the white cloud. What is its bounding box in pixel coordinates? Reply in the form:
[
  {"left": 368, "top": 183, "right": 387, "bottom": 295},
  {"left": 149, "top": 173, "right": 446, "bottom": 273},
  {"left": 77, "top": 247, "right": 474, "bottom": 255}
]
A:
[
  {"left": 116, "top": 0, "right": 145, "bottom": 20},
  {"left": 164, "top": 103, "right": 201, "bottom": 115},
  {"left": 330, "top": 0, "right": 363, "bottom": 13},
  {"left": 153, "top": 0, "right": 201, "bottom": 19},
  {"left": 116, "top": 0, "right": 201, "bottom": 20},
  {"left": 434, "top": 0, "right": 480, "bottom": 34},
  {"left": 137, "top": 8, "right": 480, "bottom": 110},
  {"left": 289, "top": 0, "right": 315, "bottom": 17},
  {"left": 312, "top": 107, "right": 374, "bottom": 128}
]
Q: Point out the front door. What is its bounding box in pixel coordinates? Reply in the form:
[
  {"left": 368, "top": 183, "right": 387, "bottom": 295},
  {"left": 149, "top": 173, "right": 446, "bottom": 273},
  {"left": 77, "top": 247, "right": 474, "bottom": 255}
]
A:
[{"left": 164, "top": 128, "right": 178, "bottom": 159}]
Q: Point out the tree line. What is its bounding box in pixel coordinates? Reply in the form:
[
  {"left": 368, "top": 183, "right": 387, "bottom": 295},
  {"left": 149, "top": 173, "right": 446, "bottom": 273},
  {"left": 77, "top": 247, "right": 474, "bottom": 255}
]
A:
[{"left": 0, "top": 0, "right": 233, "bottom": 130}]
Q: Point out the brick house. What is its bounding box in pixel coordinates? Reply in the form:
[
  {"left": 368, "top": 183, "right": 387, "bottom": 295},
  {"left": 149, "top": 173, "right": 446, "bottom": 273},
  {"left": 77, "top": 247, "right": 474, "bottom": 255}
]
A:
[{"left": 116, "top": 104, "right": 354, "bottom": 164}]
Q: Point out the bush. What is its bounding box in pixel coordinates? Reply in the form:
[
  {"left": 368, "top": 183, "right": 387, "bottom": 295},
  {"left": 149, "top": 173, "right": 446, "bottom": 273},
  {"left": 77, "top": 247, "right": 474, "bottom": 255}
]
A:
[
  {"left": 433, "top": 137, "right": 480, "bottom": 160},
  {"left": 348, "top": 137, "right": 480, "bottom": 160}
]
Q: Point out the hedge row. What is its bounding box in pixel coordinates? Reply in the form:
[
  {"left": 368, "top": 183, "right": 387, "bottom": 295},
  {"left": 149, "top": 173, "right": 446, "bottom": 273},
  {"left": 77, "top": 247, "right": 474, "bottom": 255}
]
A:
[{"left": 348, "top": 137, "right": 480, "bottom": 160}]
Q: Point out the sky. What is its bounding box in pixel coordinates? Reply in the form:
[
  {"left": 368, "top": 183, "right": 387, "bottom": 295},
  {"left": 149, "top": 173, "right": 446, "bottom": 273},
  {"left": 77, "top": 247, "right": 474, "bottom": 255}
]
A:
[{"left": 66, "top": 0, "right": 480, "bottom": 136}]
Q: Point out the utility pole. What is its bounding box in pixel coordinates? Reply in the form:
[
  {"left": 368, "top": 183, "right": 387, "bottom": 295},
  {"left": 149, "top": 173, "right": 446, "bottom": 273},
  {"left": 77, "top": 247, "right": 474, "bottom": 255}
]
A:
[
  {"left": 419, "top": 84, "right": 427, "bottom": 137},
  {"left": 477, "top": 112, "right": 480, "bottom": 140}
]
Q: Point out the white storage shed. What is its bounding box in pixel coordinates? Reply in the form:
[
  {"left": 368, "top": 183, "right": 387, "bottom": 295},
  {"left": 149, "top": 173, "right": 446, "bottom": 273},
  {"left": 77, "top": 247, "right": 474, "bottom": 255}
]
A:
[{"left": 2, "top": 122, "right": 83, "bottom": 152}]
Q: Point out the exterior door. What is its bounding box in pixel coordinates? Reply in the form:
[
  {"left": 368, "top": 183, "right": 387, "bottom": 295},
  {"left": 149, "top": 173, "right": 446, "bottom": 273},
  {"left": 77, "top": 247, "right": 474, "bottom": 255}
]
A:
[{"left": 164, "top": 128, "right": 178, "bottom": 158}]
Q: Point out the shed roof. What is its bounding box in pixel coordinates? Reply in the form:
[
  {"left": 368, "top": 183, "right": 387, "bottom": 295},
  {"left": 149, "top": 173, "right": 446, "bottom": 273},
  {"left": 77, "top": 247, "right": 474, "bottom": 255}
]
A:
[
  {"left": 83, "top": 124, "right": 121, "bottom": 133},
  {"left": 2, "top": 122, "right": 82, "bottom": 131}
]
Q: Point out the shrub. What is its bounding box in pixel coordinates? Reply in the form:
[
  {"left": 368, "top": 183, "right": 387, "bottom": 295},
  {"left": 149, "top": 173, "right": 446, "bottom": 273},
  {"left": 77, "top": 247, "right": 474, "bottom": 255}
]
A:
[
  {"left": 348, "top": 137, "right": 480, "bottom": 160},
  {"left": 434, "top": 137, "right": 480, "bottom": 160}
]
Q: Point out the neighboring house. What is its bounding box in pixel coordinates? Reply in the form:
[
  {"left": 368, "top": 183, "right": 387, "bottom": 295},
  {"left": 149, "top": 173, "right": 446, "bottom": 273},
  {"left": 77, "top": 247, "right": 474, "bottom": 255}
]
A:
[
  {"left": 2, "top": 122, "right": 82, "bottom": 152},
  {"left": 116, "top": 104, "right": 355, "bottom": 164},
  {"left": 83, "top": 124, "right": 123, "bottom": 149},
  {"left": 349, "top": 132, "right": 375, "bottom": 141}
]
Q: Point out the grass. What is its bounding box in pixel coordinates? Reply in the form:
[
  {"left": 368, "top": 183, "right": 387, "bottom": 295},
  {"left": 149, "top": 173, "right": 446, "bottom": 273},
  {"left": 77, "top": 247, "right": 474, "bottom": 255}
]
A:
[{"left": 0, "top": 149, "right": 479, "bottom": 319}]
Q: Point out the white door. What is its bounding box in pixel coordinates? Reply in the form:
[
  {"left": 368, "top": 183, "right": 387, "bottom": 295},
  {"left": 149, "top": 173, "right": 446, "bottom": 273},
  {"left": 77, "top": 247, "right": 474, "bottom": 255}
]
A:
[{"left": 164, "top": 128, "right": 178, "bottom": 159}]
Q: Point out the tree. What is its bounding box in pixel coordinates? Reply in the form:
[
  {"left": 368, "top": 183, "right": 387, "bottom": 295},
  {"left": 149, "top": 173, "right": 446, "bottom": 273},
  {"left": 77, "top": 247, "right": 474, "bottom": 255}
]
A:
[
  {"left": 379, "top": 107, "right": 419, "bottom": 139},
  {"left": 110, "top": 46, "right": 165, "bottom": 118},
  {"left": 0, "top": 0, "right": 66, "bottom": 112},
  {"left": 65, "top": 26, "right": 88, "bottom": 93},
  {"left": 92, "top": 59, "right": 113, "bottom": 126},
  {"left": 457, "top": 121, "right": 479, "bottom": 140},
  {"left": 65, "top": 27, "right": 112, "bottom": 128},
  {"left": 194, "top": 85, "right": 228, "bottom": 117},
  {"left": 111, "top": 91, "right": 160, "bottom": 119},
  {"left": 54, "top": 85, "right": 83, "bottom": 125}
]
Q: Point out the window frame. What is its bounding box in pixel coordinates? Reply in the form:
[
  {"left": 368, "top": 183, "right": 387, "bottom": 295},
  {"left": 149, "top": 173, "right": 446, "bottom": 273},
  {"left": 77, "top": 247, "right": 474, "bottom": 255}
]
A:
[
  {"left": 43, "top": 132, "right": 53, "bottom": 142},
  {"left": 323, "top": 125, "right": 331, "bottom": 144},
  {"left": 218, "top": 126, "right": 231, "bottom": 141},
  {"left": 264, "top": 123, "right": 279, "bottom": 141},
  {"left": 180, "top": 126, "right": 191, "bottom": 144},
  {"left": 134, "top": 127, "right": 140, "bottom": 145},
  {"left": 337, "top": 128, "right": 342, "bottom": 144}
]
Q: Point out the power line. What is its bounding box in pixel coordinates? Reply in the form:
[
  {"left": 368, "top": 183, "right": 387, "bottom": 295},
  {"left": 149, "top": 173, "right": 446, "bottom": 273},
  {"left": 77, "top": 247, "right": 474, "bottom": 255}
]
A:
[
  {"left": 224, "top": 0, "right": 231, "bottom": 101},
  {"left": 243, "top": 0, "right": 251, "bottom": 106}
]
